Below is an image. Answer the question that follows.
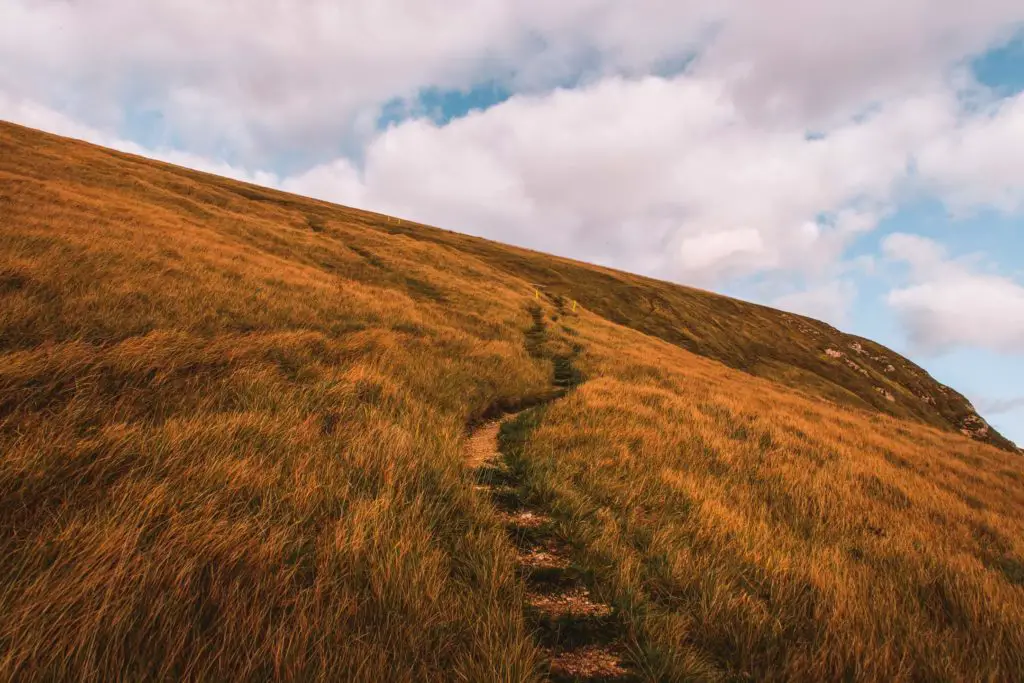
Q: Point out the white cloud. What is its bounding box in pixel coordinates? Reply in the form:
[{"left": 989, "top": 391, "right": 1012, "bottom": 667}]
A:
[
  {"left": 887, "top": 277, "right": 1024, "bottom": 353},
  {"left": 694, "top": 1, "right": 1024, "bottom": 127},
  {"left": 1, "top": 0, "right": 1021, "bottom": 163},
  {"left": 279, "top": 159, "right": 366, "bottom": 208},
  {"left": 772, "top": 279, "right": 858, "bottom": 327},
  {"left": 678, "top": 229, "right": 765, "bottom": 274},
  {"left": 0, "top": 0, "right": 718, "bottom": 162},
  {"left": 278, "top": 75, "right": 960, "bottom": 286},
  {"left": 883, "top": 233, "right": 1024, "bottom": 353},
  {"left": 917, "top": 90, "right": 1024, "bottom": 213},
  {"left": 879, "top": 233, "right": 951, "bottom": 278}
]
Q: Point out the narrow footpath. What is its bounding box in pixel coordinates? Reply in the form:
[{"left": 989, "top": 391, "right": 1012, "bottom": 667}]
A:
[{"left": 465, "top": 414, "right": 636, "bottom": 682}]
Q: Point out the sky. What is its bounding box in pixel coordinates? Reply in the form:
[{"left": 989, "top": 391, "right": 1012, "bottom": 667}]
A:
[{"left": 1, "top": 1, "right": 1022, "bottom": 446}]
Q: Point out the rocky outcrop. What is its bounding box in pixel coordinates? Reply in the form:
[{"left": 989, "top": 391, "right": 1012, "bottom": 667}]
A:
[{"left": 959, "top": 413, "right": 992, "bottom": 440}]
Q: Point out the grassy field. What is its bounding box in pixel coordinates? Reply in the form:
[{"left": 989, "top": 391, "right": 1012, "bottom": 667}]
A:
[
  {"left": 1, "top": 120, "right": 1022, "bottom": 681},
  {"left": 508, "top": 312, "right": 1024, "bottom": 681}
]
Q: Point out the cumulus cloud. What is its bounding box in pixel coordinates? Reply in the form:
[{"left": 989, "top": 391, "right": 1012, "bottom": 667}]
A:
[
  {"left": 279, "top": 159, "right": 366, "bottom": 208},
  {"left": 772, "top": 280, "right": 858, "bottom": 327},
  {"left": 693, "top": 0, "right": 1024, "bottom": 126},
  {"left": 917, "top": 90, "right": 1024, "bottom": 213},
  {"left": 883, "top": 233, "right": 1024, "bottom": 353},
  {"left": 277, "top": 76, "right": 965, "bottom": 287},
  {"left": 1, "top": 0, "right": 1021, "bottom": 164},
  {"left": 0, "top": 0, "right": 718, "bottom": 163},
  {"left": 880, "top": 233, "right": 952, "bottom": 278}
]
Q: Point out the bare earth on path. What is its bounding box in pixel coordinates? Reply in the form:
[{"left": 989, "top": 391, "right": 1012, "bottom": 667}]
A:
[
  {"left": 464, "top": 414, "right": 633, "bottom": 682},
  {"left": 466, "top": 420, "right": 504, "bottom": 470}
]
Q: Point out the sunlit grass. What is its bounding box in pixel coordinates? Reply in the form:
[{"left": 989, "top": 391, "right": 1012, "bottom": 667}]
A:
[
  {"left": 513, "top": 315, "right": 1024, "bottom": 681},
  {"left": 1, "top": 120, "right": 1021, "bottom": 681}
]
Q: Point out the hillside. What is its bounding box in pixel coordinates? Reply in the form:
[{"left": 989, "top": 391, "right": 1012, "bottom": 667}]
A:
[
  {"left": 364, "top": 212, "right": 1015, "bottom": 453},
  {"left": 1, "top": 119, "right": 1022, "bottom": 682}
]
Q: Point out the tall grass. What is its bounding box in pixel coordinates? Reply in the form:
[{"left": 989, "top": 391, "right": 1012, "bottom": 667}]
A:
[
  {"left": 511, "top": 314, "right": 1024, "bottom": 681},
  {"left": 1, "top": 123, "right": 557, "bottom": 681},
  {"left": 1, "top": 120, "right": 1022, "bottom": 681}
]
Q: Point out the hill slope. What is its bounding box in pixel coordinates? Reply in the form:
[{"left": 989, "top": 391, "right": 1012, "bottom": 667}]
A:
[
  {"left": 365, "top": 210, "right": 1015, "bottom": 452},
  {"left": 1, "top": 120, "right": 1022, "bottom": 682},
  {"left": 3, "top": 121, "right": 1011, "bottom": 450}
]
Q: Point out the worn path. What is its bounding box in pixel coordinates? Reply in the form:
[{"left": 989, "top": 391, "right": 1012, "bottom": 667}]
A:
[{"left": 465, "top": 414, "right": 634, "bottom": 683}]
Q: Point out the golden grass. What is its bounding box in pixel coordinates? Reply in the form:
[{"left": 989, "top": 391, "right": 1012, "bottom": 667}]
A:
[
  {"left": 1, "top": 123, "right": 555, "bottom": 682},
  {"left": 512, "top": 313, "right": 1024, "bottom": 680},
  {"left": 1, "top": 120, "right": 1022, "bottom": 681}
]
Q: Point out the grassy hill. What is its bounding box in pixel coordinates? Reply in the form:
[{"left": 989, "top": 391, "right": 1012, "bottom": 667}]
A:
[{"left": 1, "top": 119, "right": 1022, "bottom": 681}]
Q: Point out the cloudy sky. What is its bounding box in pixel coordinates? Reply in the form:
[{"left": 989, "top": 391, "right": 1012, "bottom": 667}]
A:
[{"left": 2, "top": 1, "right": 1022, "bottom": 445}]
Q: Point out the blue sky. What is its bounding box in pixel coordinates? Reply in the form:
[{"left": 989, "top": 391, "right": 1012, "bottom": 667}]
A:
[
  {"left": 1, "top": 1, "right": 1022, "bottom": 445},
  {"left": 974, "top": 35, "right": 1024, "bottom": 94},
  {"left": 852, "top": 204, "right": 1024, "bottom": 439}
]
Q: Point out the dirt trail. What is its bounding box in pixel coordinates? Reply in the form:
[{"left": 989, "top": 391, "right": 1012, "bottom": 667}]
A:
[
  {"left": 465, "top": 420, "right": 503, "bottom": 470},
  {"left": 465, "top": 413, "right": 634, "bottom": 683}
]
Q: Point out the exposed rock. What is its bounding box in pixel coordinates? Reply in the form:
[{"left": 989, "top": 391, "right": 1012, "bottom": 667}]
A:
[
  {"left": 849, "top": 342, "right": 867, "bottom": 355},
  {"left": 875, "top": 387, "right": 896, "bottom": 403},
  {"left": 846, "top": 358, "right": 870, "bottom": 377},
  {"left": 959, "top": 413, "right": 991, "bottom": 440},
  {"left": 885, "top": 364, "right": 896, "bottom": 373},
  {"left": 825, "top": 348, "right": 844, "bottom": 359}
]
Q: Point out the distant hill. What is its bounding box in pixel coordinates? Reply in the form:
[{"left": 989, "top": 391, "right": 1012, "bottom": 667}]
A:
[{"left": 1, "top": 120, "right": 1021, "bottom": 682}]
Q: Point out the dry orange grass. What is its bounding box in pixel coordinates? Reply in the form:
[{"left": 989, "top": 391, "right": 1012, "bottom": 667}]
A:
[
  {"left": 1, "top": 121, "right": 1022, "bottom": 681},
  {"left": 1, "top": 123, "right": 555, "bottom": 681},
  {"left": 512, "top": 311, "right": 1024, "bottom": 681}
]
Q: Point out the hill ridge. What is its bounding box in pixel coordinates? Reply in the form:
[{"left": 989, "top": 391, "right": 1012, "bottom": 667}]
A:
[{"left": 1, "top": 119, "right": 1013, "bottom": 451}]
